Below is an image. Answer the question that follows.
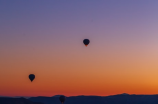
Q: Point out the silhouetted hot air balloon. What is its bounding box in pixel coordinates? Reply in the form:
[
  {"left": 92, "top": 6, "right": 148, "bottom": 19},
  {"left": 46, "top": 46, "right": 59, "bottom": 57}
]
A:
[
  {"left": 83, "top": 39, "right": 90, "bottom": 46},
  {"left": 29, "top": 74, "right": 35, "bottom": 82},
  {"left": 59, "top": 95, "right": 66, "bottom": 104}
]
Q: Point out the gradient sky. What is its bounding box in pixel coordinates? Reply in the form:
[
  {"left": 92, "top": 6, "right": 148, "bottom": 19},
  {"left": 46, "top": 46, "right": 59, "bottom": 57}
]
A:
[{"left": 1, "top": 0, "right": 158, "bottom": 97}]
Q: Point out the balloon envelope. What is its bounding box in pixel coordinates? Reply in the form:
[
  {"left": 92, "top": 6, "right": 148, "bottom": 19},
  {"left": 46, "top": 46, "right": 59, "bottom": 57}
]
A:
[
  {"left": 29, "top": 74, "right": 35, "bottom": 82},
  {"left": 83, "top": 39, "right": 90, "bottom": 46},
  {"left": 59, "top": 95, "right": 66, "bottom": 104}
]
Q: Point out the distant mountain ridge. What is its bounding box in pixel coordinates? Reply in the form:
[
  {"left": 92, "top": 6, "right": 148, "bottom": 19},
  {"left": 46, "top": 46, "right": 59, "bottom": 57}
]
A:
[
  {"left": 28, "top": 93, "right": 158, "bottom": 104},
  {"left": 2, "top": 93, "right": 158, "bottom": 104},
  {"left": 0, "top": 97, "right": 43, "bottom": 104}
]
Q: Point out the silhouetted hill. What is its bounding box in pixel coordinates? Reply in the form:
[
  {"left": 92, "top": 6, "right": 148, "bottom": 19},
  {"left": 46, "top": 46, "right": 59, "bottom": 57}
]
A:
[
  {"left": 2, "top": 94, "right": 158, "bottom": 104},
  {"left": 29, "top": 93, "right": 158, "bottom": 104},
  {"left": 0, "top": 97, "right": 43, "bottom": 104}
]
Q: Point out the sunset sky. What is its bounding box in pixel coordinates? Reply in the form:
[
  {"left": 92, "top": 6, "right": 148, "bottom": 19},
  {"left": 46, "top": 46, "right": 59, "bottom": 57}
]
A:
[{"left": 1, "top": 0, "right": 158, "bottom": 97}]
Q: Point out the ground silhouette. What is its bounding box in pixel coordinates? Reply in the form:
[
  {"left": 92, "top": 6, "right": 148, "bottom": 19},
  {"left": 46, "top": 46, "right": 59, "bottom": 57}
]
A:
[
  {"left": 29, "top": 93, "right": 158, "bottom": 104},
  {"left": 1, "top": 93, "right": 158, "bottom": 104},
  {"left": 0, "top": 97, "right": 43, "bottom": 104}
]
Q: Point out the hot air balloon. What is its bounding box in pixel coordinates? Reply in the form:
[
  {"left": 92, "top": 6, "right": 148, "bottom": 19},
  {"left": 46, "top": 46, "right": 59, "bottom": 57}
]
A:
[
  {"left": 29, "top": 74, "right": 35, "bottom": 82},
  {"left": 59, "top": 95, "right": 66, "bottom": 104},
  {"left": 83, "top": 39, "right": 90, "bottom": 46}
]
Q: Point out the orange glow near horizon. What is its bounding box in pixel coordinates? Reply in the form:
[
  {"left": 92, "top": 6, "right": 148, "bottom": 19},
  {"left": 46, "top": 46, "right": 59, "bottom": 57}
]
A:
[{"left": 1, "top": 43, "right": 158, "bottom": 97}]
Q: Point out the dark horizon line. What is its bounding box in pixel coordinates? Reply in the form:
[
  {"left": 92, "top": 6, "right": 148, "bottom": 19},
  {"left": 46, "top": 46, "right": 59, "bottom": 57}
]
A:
[{"left": 1, "top": 93, "right": 158, "bottom": 98}]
